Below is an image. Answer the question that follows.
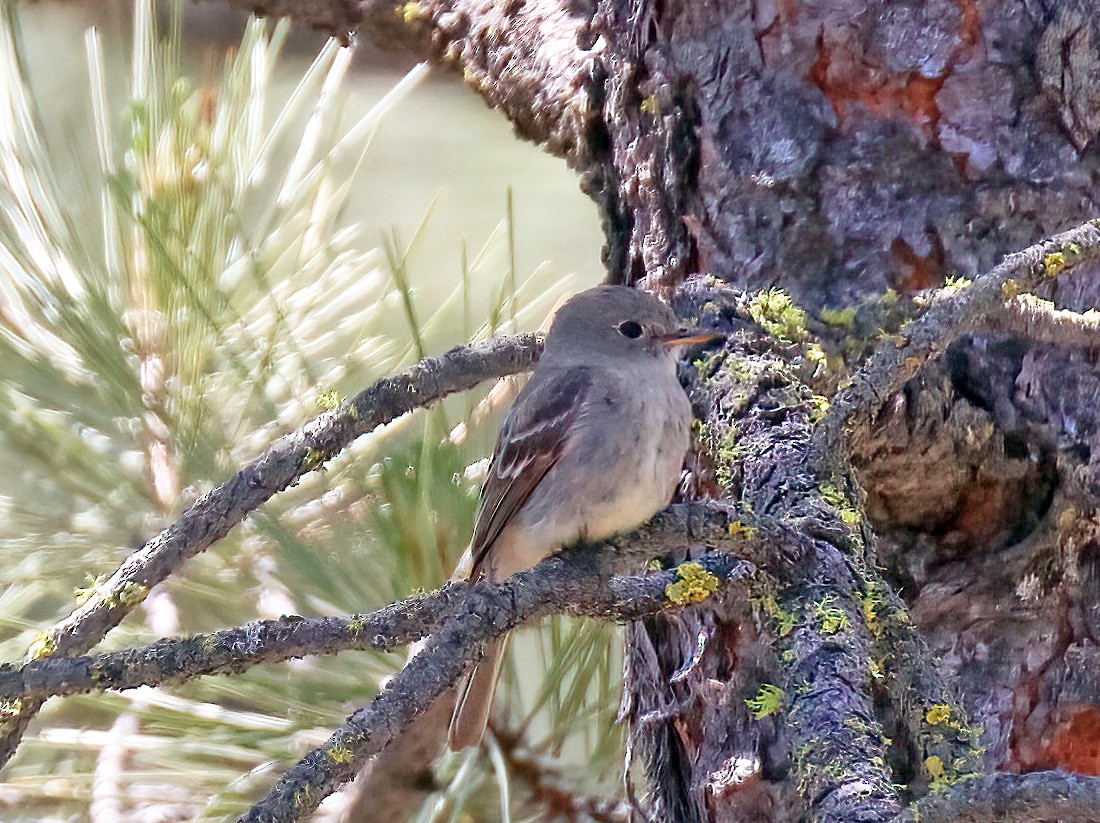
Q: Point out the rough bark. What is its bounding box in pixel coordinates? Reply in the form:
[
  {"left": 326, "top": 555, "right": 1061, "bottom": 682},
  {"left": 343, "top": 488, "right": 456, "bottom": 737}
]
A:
[{"left": 109, "top": 0, "right": 1100, "bottom": 818}]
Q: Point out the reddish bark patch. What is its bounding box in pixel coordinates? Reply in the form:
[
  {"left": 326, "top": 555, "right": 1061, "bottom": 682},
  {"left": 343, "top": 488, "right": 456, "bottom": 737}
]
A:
[
  {"left": 1048, "top": 705, "right": 1100, "bottom": 775},
  {"left": 809, "top": 36, "right": 945, "bottom": 133},
  {"left": 889, "top": 236, "right": 945, "bottom": 293}
]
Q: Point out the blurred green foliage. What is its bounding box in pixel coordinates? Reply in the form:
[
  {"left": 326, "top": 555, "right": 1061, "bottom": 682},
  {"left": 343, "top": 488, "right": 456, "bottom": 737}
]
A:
[{"left": 0, "top": 1, "right": 621, "bottom": 820}]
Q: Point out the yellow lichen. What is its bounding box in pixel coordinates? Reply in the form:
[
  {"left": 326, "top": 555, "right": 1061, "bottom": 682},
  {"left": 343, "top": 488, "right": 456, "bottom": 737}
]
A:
[
  {"left": 397, "top": 1, "right": 422, "bottom": 23},
  {"left": 665, "top": 561, "right": 721, "bottom": 606},
  {"left": 925, "top": 704, "right": 954, "bottom": 726},
  {"left": 1043, "top": 251, "right": 1067, "bottom": 277},
  {"left": 727, "top": 520, "right": 758, "bottom": 541}
]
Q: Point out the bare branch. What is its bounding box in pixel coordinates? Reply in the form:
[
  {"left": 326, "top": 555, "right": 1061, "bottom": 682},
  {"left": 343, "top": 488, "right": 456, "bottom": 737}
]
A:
[
  {"left": 813, "top": 218, "right": 1100, "bottom": 461},
  {"left": 916, "top": 771, "right": 1100, "bottom": 823},
  {"left": 0, "top": 334, "right": 541, "bottom": 767},
  {"left": 241, "top": 550, "right": 755, "bottom": 823}
]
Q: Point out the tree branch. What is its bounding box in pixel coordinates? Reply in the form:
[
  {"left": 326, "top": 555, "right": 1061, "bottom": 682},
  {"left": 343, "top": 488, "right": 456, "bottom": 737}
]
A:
[
  {"left": 0, "top": 333, "right": 541, "bottom": 767},
  {"left": 916, "top": 771, "right": 1100, "bottom": 823},
  {"left": 217, "top": 0, "right": 597, "bottom": 160},
  {"left": 241, "top": 550, "right": 755, "bottom": 823},
  {"left": 813, "top": 218, "right": 1100, "bottom": 461},
  {"left": 979, "top": 292, "right": 1100, "bottom": 348},
  {"left": 0, "top": 501, "right": 748, "bottom": 703}
]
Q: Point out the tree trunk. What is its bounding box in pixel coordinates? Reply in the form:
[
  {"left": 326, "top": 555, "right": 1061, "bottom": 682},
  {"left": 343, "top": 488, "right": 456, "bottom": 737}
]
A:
[{"left": 225, "top": 0, "right": 1100, "bottom": 818}]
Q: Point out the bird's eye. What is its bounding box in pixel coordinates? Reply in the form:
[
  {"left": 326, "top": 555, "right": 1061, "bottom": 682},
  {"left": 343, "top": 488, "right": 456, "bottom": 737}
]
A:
[{"left": 617, "top": 320, "right": 644, "bottom": 339}]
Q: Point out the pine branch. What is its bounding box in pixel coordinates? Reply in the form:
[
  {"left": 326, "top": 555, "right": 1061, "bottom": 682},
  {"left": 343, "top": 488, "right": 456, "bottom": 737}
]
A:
[{"left": 0, "top": 334, "right": 541, "bottom": 767}]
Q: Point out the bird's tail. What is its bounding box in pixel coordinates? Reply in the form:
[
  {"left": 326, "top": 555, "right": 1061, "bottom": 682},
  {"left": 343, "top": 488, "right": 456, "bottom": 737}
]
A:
[{"left": 448, "top": 635, "right": 505, "bottom": 749}]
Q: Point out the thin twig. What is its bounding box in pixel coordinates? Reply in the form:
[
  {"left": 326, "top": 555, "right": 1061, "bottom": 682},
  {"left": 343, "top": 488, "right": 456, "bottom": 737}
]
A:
[
  {"left": 0, "top": 334, "right": 542, "bottom": 767},
  {"left": 240, "top": 550, "right": 756, "bottom": 823}
]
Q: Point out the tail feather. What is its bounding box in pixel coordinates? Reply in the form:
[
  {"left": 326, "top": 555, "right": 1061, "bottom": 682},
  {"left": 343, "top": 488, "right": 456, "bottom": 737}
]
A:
[{"left": 448, "top": 636, "right": 505, "bottom": 749}]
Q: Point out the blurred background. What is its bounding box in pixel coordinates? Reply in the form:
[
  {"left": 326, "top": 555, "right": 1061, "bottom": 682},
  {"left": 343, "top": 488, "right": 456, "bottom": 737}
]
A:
[{"left": 0, "top": 2, "right": 616, "bottom": 819}]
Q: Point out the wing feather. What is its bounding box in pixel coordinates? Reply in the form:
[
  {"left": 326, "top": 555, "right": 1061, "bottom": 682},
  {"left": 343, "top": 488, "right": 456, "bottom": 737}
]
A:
[{"left": 469, "top": 368, "right": 592, "bottom": 576}]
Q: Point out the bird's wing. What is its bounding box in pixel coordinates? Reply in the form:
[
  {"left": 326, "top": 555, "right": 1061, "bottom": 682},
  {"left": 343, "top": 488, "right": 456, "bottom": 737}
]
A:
[{"left": 469, "top": 367, "right": 593, "bottom": 576}]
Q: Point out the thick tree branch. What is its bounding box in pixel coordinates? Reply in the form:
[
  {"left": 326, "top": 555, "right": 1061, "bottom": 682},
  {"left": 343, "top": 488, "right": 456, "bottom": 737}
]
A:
[
  {"left": 0, "top": 501, "right": 747, "bottom": 703},
  {"left": 916, "top": 771, "right": 1100, "bottom": 823},
  {"left": 241, "top": 550, "right": 755, "bottom": 823},
  {"left": 979, "top": 293, "right": 1100, "bottom": 348},
  {"left": 813, "top": 218, "right": 1100, "bottom": 462},
  {"left": 217, "top": 0, "right": 597, "bottom": 160},
  {"left": 0, "top": 334, "right": 541, "bottom": 767}
]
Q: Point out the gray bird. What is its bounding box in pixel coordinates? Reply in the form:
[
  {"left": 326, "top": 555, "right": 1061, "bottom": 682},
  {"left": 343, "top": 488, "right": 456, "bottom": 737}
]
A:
[{"left": 449, "top": 285, "right": 721, "bottom": 749}]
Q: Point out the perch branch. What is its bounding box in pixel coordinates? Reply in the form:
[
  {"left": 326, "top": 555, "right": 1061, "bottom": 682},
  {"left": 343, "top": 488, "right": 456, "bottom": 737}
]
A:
[
  {"left": 0, "top": 501, "right": 749, "bottom": 703},
  {"left": 0, "top": 333, "right": 541, "bottom": 767},
  {"left": 813, "top": 218, "right": 1100, "bottom": 461},
  {"left": 241, "top": 550, "right": 755, "bottom": 823},
  {"left": 916, "top": 770, "right": 1100, "bottom": 823}
]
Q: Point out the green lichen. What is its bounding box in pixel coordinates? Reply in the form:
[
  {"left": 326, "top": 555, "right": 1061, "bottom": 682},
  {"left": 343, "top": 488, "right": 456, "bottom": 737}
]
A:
[
  {"left": 301, "top": 446, "right": 332, "bottom": 473},
  {"left": 820, "top": 306, "right": 857, "bottom": 328},
  {"left": 755, "top": 591, "right": 795, "bottom": 637},
  {"left": 942, "top": 275, "right": 972, "bottom": 291},
  {"left": 819, "top": 482, "right": 862, "bottom": 527},
  {"left": 868, "top": 657, "right": 885, "bottom": 680},
  {"left": 813, "top": 594, "right": 850, "bottom": 635},
  {"left": 748, "top": 288, "right": 808, "bottom": 342},
  {"left": 293, "top": 784, "right": 315, "bottom": 810},
  {"left": 640, "top": 94, "right": 658, "bottom": 114},
  {"left": 25, "top": 631, "right": 57, "bottom": 661},
  {"left": 115, "top": 581, "right": 149, "bottom": 608},
  {"left": 315, "top": 388, "right": 342, "bottom": 410},
  {"left": 745, "top": 683, "right": 785, "bottom": 719},
  {"left": 347, "top": 614, "right": 368, "bottom": 636},
  {"left": 0, "top": 699, "right": 23, "bottom": 721},
  {"left": 810, "top": 394, "right": 831, "bottom": 422},
  {"left": 74, "top": 573, "right": 108, "bottom": 605},
  {"left": 329, "top": 743, "right": 355, "bottom": 764},
  {"left": 858, "top": 581, "right": 887, "bottom": 634},
  {"left": 665, "top": 561, "right": 722, "bottom": 606}
]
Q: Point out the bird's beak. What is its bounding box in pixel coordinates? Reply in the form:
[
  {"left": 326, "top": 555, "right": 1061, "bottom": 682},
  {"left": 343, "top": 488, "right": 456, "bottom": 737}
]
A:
[{"left": 657, "top": 327, "right": 726, "bottom": 348}]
